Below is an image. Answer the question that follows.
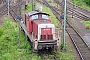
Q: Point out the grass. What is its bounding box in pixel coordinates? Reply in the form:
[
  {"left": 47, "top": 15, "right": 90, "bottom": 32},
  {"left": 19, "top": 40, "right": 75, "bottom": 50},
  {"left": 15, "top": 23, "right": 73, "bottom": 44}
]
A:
[
  {"left": 54, "top": 45, "right": 74, "bottom": 60},
  {"left": 81, "top": 20, "right": 90, "bottom": 30},
  {"left": 0, "top": 18, "right": 41, "bottom": 60},
  {"left": 81, "top": 21, "right": 90, "bottom": 26},
  {"left": 70, "top": 0, "right": 90, "bottom": 10}
]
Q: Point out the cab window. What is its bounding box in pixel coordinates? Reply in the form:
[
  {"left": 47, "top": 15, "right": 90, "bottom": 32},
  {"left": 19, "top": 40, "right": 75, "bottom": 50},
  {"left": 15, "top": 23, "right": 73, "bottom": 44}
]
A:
[
  {"left": 42, "top": 15, "right": 49, "bottom": 19},
  {"left": 32, "top": 14, "right": 38, "bottom": 20}
]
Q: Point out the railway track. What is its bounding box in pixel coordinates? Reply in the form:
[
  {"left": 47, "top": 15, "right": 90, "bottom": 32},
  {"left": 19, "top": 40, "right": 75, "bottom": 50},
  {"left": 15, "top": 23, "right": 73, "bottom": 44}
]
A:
[
  {"left": 0, "top": 1, "right": 13, "bottom": 17},
  {"left": 0, "top": 0, "right": 23, "bottom": 21},
  {"left": 0, "top": 0, "right": 6, "bottom": 4},
  {"left": 9, "top": 0, "right": 22, "bottom": 21},
  {"left": 38, "top": 50, "right": 58, "bottom": 60},
  {"left": 66, "top": 21, "right": 90, "bottom": 60},
  {"left": 66, "top": 0, "right": 90, "bottom": 17},
  {"left": 54, "top": 0, "right": 90, "bottom": 20},
  {"left": 36, "top": 0, "right": 90, "bottom": 60},
  {"left": 0, "top": 2, "right": 8, "bottom": 17}
]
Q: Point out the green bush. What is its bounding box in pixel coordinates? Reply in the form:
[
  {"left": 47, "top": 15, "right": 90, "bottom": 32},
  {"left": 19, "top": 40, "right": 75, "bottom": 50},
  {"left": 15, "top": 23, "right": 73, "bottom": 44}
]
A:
[
  {"left": 0, "top": 28, "right": 4, "bottom": 37},
  {"left": 83, "top": 0, "right": 90, "bottom": 6},
  {"left": 71, "top": 0, "right": 90, "bottom": 10},
  {"left": 26, "top": 3, "right": 32, "bottom": 12}
]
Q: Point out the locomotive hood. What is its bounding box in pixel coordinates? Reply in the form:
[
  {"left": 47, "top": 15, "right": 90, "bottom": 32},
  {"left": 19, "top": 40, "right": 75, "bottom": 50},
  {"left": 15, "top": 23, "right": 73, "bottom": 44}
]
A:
[
  {"left": 38, "top": 23, "right": 55, "bottom": 40},
  {"left": 33, "top": 20, "right": 55, "bottom": 40}
]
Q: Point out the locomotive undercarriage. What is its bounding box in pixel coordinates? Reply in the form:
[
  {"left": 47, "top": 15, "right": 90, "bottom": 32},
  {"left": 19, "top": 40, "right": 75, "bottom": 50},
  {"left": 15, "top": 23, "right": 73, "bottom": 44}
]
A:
[
  {"left": 32, "top": 39, "right": 60, "bottom": 52},
  {"left": 38, "top": 41, "right": 57, "bottom": 50}
]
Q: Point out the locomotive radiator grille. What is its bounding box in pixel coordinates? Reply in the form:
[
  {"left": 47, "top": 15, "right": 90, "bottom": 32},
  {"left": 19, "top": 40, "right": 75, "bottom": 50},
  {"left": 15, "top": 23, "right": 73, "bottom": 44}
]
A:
[{"left": 41, "top": 35, "right": 53, "bottom": 40}]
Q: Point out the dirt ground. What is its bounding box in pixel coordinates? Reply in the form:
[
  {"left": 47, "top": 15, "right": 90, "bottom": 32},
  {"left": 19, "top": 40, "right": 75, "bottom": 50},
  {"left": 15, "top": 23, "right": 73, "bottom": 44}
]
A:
[{"left": 73, "top": 17, "right": 90, "bottom": 46}]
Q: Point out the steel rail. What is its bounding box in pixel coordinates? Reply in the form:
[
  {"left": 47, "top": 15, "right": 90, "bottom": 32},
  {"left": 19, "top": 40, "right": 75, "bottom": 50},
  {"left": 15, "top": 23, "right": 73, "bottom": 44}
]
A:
[
  {"left": 66, "top": 1, "right": 90, "bottom": 16},
  {"left": 54, "top": 0, "right": 90, "bottom": 20},
  {"left": 0, "top": 0, "right": 23, "bottom": 19},
  {"left": 66, "top": 21, "right": 90, "bottom": 60}
]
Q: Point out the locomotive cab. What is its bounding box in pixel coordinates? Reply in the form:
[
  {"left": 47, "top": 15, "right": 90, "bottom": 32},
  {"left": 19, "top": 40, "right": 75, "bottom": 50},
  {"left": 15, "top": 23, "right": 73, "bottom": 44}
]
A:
[
  {"left": 23, "top": 11, "right": 60, "bottom": 52},
  {"left": 25, "top": 11, "right": 51, "bottom": 34}
]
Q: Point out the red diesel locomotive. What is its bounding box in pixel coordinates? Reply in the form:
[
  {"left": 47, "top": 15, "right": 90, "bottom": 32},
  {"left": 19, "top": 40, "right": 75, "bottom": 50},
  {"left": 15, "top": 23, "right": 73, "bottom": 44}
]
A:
[{"left": 20, "top": 11, "right": 60, "bottom": 52}]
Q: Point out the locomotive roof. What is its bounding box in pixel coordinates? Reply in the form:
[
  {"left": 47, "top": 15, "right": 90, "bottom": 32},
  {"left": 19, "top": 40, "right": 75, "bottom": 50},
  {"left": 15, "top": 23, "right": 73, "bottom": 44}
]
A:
[{"left": 28, "top": 11, "right": 50, "bottom": 16}]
